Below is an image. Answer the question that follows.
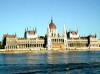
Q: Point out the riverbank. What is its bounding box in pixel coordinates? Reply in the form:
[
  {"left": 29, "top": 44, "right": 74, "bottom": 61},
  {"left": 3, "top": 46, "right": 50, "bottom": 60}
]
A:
[{"left": 0, "top": 47, "right": 100, "bottom": 54}]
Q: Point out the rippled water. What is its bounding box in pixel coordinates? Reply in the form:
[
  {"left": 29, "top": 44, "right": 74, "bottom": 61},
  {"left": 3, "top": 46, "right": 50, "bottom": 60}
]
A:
[{"left": 0, "top": 51, "right": 100, "bottom": 74}]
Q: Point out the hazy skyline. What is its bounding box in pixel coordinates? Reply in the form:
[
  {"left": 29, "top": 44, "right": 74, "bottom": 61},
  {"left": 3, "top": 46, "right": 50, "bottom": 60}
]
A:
[{"left": 0, "top": 0, "right": 100, "bottom": 40}]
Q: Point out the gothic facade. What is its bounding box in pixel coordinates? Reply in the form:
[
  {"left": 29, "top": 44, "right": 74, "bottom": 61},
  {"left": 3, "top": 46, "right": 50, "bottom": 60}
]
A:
[{"left": 2, "top": 19, "right": 100, "bottom": 50}]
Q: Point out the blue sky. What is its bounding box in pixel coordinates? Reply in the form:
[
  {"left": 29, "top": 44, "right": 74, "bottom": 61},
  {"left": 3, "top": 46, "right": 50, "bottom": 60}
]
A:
[{"left": 0, "top": 0, "right": 100, "bottom": 40}]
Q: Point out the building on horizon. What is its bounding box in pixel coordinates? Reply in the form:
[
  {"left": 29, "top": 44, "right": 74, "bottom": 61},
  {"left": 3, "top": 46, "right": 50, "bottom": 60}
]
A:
[{"left": 2, "top": 19, "right": 100, "bottom": 50}]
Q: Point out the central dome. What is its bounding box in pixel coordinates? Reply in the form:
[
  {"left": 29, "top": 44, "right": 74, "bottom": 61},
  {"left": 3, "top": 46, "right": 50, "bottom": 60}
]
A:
[{"left": 49, "top": 19, "right": 56, "bottom": 29}]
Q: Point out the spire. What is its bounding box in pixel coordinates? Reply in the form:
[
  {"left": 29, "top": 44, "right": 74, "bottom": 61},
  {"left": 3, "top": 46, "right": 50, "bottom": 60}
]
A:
[
  {"left": 33, "top": 27, "right": 34, "bottom": 31},
  {"left": 25, "top": 28, "right": 26, "bottom": 32},
  {"left": 63, "top": 24, "right": 68, "bottom": 49},
  {"left": 76, "top": 24, "right": 78, "bottom": 33},
  {"left": 51, "top": 17, "right": 53, "bottom": 23},
  {"left": 63, "top": 24, "right": 66, "bottom": 37},
  {"left": 49, "top": 17, "right": 56, "bottom": 29},
  {"left": 35, "top": 27, "right": 37, "bottom": 33},
  {"left": 27, "top": 27, "right": 28, "bottom": 31}
]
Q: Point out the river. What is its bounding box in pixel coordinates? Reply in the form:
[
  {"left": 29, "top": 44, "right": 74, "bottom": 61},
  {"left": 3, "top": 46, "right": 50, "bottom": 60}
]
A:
[{"left": 0, "top": 51, "right": 100, "bottom": 74}]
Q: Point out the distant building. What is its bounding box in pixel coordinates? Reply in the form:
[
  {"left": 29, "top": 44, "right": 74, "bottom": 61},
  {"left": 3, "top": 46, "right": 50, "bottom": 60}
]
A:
[{"left": 2, "top": 19, "right": 100, "bottom": 49}]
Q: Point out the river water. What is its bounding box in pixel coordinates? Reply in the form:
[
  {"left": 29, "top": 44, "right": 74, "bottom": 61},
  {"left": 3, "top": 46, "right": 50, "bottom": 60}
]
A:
[{"left": 0, "top": 51, "right": 100, "bottom": 74}]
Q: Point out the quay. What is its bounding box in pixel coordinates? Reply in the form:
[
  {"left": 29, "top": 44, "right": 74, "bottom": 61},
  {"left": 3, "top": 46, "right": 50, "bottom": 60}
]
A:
[{"left": 0, "top": 47, "right": 100, "bottom": 54}]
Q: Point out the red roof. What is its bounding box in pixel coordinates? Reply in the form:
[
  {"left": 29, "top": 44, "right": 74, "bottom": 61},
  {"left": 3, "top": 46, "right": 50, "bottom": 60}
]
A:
[
  {"left": 3, "top": 34, "right": 16, "bottom": 38},
  {"left": 49, "top": 19, "right": 56, "bottom": 29}
]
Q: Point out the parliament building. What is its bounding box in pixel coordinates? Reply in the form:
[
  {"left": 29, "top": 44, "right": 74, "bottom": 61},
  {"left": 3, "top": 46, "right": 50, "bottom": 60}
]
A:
[{"left": 2, "top": 19, "right": 100, "bottom": 50}]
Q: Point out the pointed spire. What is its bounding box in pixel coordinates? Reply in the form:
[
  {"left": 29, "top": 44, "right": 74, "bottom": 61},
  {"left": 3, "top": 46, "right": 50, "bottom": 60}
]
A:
[
  {"left": 33, "top": 27, "right": 34, "bottom": 31},
  {"left": 76, "top": 24, "right": 78, "bottom": 33},
  {"left": 63, "top": 24, "right": 68, "bottom": 48},
  {"left": 35, "top": 27, "right": 37, "bottom": 33},
  {"left": 63, "top": 25, "right": 65, "bottom": 36},
  {"left": 66, "top": 25, "right": 68, "bottom": 33},
  {"left": 25, "top": 28, "right": 26, "bottom": 32},
  {"left": 47, "top": 25, "right": 49, "bottom": 34},
  {"left": 27, "top": 27, "right": 28, "bottom": 31},
  {"left": 51, "top": 17, "right": 53, "bottom": 23},
  {"left": 63, "top": 24, "right": 66, "bottom": 35}
]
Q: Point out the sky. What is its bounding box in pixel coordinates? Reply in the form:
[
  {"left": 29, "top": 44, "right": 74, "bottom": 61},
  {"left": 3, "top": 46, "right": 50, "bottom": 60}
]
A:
[{"left": 0, "top": 0, "right": 100, "bottom": 40}]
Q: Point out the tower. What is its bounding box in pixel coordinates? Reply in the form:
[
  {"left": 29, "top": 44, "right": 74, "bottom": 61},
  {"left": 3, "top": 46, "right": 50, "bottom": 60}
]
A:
[
  {"left": 49, "top": 18, "right": 56, "bottom": 37},
  {"left": 76, "top": 24, "right": 78, "bottom": 33},
  {"left": 47, "top": 26, "right": 52, "bottom": 50},
  {"left": 63, "top": 25, "right": 68, "bottom": 49}
]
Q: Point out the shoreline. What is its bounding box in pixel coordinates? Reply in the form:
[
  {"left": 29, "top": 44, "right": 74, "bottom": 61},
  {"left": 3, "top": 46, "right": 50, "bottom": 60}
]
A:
[{"left": 0, "top": 47, "right": 100, "bottom": 54}]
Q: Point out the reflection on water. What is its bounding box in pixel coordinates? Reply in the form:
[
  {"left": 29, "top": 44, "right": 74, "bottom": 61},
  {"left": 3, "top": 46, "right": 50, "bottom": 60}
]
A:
[{"left": 0, "top": 51, "right": 100, "bottom": 74}]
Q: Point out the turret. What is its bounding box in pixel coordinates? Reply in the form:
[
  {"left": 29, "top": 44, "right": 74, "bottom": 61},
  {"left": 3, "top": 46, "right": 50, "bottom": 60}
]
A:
[{"left": 24, "top": 27, "right": 37, "bottom": 39}]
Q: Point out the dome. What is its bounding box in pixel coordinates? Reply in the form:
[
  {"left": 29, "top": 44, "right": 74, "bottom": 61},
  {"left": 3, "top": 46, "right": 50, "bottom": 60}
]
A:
[{"left": 49, "top": 19, "right": 56, "bottom": 29}]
